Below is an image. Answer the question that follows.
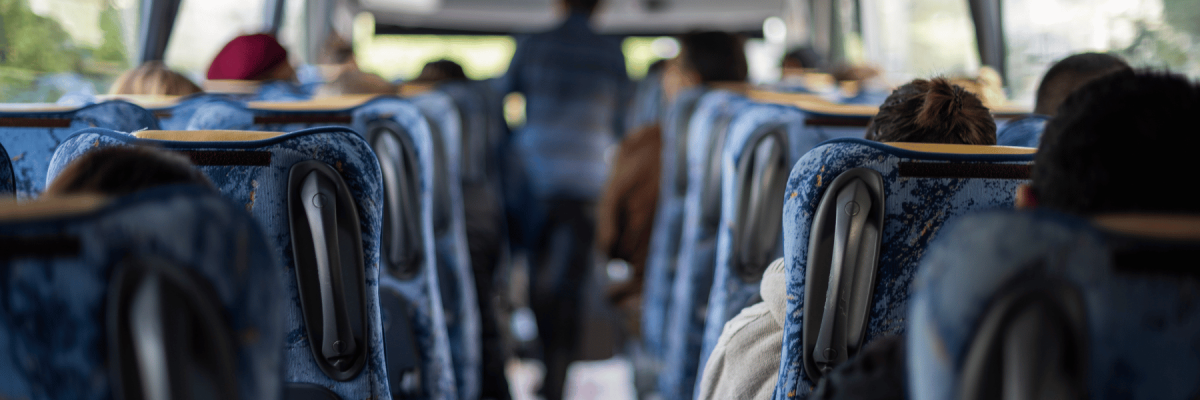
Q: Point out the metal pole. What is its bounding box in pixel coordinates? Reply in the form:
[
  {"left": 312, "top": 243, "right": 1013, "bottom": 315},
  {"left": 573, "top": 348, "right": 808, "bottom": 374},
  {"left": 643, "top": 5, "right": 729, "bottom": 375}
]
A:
[
  {"left": 138, "top": 0, "right": 182, "bottom": 63},
  {"left": 968, "top": 0, "right": 1008, "bottom": 83},
  {"left": 264, "top": 0, "right": 288, "bottom": 35}
]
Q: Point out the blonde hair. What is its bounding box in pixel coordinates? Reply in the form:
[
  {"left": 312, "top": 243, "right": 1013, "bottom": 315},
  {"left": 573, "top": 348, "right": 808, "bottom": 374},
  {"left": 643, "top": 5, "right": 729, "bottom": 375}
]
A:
[
  {"left": 109, "top": 61, "right": 203, "bottom": 96},
  {"left": 949, "top": 66, "right": 1006, "bottom": 108}
]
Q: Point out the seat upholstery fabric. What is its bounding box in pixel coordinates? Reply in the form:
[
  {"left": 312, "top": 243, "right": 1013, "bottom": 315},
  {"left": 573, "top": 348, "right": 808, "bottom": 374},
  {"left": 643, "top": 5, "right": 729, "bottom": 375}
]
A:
[
  {"left": 995, "top": 115, "right": 1048, "bottom": 148},
  {"left": 908, "top": 210, "right": 1200, "bottom": 400},
  {"left": 46, "top": 127, "right": 431, "bottom": 400},
  {"left": 773, "top": 138, "right": 1033, "bottom": 399},
  {"left": 0, "top": 101, "right": 159, "bottom": 198},
  {"left": 0, "top": 186, "right": 285, "bottom": 400},
  {"left": 185, "top": 94, "right": 482, "bottom": 400},
  {"left": 697, "top": 103, "right": 868, "bottom": 389},
  {"left": 658, "top": 89, "right": 750, "bottom": 400},
  {"left": 641, "top": 86, "right": 709, "bottom": 360}
]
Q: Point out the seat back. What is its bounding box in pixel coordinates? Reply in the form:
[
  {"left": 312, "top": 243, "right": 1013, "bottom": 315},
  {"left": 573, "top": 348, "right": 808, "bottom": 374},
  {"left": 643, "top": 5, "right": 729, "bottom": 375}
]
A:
[
  {"left": 697, "top": 101, "right": 870, "bottom": 383},
  {"left": 996, "top": 115, "right": 1049, "bottom": 148},
  {"left": 0, "top": 101, "right": 159, "bottom": 198},
  {"left": 0, "top": 142, "right": 13, "bottom": 197},
  {"left": 642, "top": 86, "right": 709, "bottom": 359},
  {"left": 773, "top": 139, "right": 1034, "bottom": 398},
  {"left": 48, "top": 128, "right": 449, "bottom": 400},
  {"left": 0, "top": 186, "right": 284, "bottom": 400},
  {"left": 908, "top": 211, "right": 1200, "bottom": 400},
  {"left": 626, "top": 69, "right": 666, "bottom": 133},
  {"left": 658, "top": 89, "right": 750, "bottom": 399}
]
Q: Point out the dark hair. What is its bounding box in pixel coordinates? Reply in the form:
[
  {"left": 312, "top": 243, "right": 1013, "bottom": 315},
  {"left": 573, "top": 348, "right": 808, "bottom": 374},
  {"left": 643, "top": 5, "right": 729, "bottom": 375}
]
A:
[
  {"left": 864, "top": 78, "right": 996, "bottom": 145},
  {"left": 647, "top": 58, "right": 668, "bottom": 75},
  {"left": 414, "top": 60, "right": 468, "bottom": 83},
  {"left": 1034, "top": 53, "right": 1131, "bottom": 116},
  {"left": 45, "top": 146, "right": 215, "bottom": 197},
  {"left": 563, "top": 0, "right": 600, "bottom": 15},
  {"left": 782, "top": 47, "right": 823, "bottom": 70},
  {"left": 1032, "top": 70, "right": 1200, "bottom": 216},
  {"left": 678, "top": 31, "right": 748, "bottom": 83}
]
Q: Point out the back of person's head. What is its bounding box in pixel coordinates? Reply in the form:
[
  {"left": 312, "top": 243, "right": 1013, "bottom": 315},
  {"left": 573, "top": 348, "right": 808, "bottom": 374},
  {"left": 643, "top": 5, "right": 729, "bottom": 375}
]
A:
[
  {"left": 1030, "top": 70, "right": 1200, "bottom": 216},
  {"left": 678, "top": 31, "right": 748, "bottom": 83},
  {"left": 561, "top": 0, "right": 600, "bottom": 16},
  {"left": 865, "top": 78, "right": 996, "bottom": 145},
  {"left": 315, "top": 69, "right": 397, "bottom": 97},
  {"left": 413, "top": 60, "right": 468, "bottom": 83},
  {"left": 1034, "top": 53, "right": 1131, "bottom": 116},
  {"left": 207, "top": 33, "right": 295, "bottom": 82},
  {"left": 45, "top": 146, "right": 215, "bottom": 197},
  {"left": 782, "top": 47, "right": 822, "bottom": 70},
  {"left": 109, "top": 61, "right": 202, "bottom": 96}
]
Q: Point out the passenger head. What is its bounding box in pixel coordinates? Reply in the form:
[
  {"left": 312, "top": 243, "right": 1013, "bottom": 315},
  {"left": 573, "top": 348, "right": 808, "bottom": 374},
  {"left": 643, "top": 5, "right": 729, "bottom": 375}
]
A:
[
  {"left": 314, "top": 70, "right": 397, "bottom": 97},
  {"left": 949, "top": 66, "right": 1006, "bottom": 108},
  {"left": 413, "top": 60, "right": 468, "bottom": 83},
  {"left": 561, "top": 0, "right": 600, "bottom": 16},
  {"left": 109, "top": 61, "right": 202, "bottom": 96},
  {"left": 782, "top": 47, "right": 822, "bottom": 71},
  {"left": 319, "top": 34, "right": 356, "bottom": 66},
  {"left": 207, "top": 34, "right": 296, "bottom": 82},
  {"left": 864, "top": 78, "right": 996, "bottom": 145},
  {"left": 662, "top": 31, "right": 747, "bottom": 100},
  {"left": 45, "top": 146, "right": 215, "bottom": 197},
  {"left": 1025, "top": 70, "right": 1200, "bottom": 216},
  {"left": 1034, "top": 53, "right": 1131, "bottom": 116}
]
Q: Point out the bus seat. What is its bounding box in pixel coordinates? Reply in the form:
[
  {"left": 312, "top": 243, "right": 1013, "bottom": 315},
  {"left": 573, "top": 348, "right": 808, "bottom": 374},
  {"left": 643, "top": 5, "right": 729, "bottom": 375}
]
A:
[
  {"left": 626, "top": 69, "right": 666, "bottom": 133},
  {"left": 184, "top": 94, "right": 480, "bottom": 399},
  {"left": 48, "top": 127, "right": 451, "bottom": 400},
  {"left": 403, "top": 89, "right": 483, "bottom": 400},
  {"left": 697, "top": 102, "right": 870, "bottom": 387},
  {"left": 0, "top": 186, "right": 285, "bottom": 400},
  {"left": 642, "top": 85, "right": 709, "bottom": 363},
  {"left": 658, "top": 89, "right": 750, "bottom": 400},
  {"left": 996, "top": 114, "right": 1049, "bottom": 148},
  {"left": 908, "top": 210, "right": 1200, "bottom": 400},
  {"left": 0, "top": 143, "right": 14, "bottom": 197},
  {"left": 0, "top": 100, "right": 158, "bottom": 199},
  {"left": 772, "top": 138, "right": 1035, "bottom": 399}
]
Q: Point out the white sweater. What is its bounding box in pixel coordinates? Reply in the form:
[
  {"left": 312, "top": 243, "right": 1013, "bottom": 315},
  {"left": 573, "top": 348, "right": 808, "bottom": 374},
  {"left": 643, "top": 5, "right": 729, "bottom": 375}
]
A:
[{"left": 696, "top": 258, "right": 787, "bottom": 400}]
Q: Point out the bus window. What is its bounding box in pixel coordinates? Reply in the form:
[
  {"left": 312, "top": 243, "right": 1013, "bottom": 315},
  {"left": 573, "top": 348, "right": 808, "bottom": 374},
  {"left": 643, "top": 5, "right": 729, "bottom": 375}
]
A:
[
  {"left": 1004, "top": 0, "right": 1200, "bottom": 105},
  {"left": 164, "top": 0, "right": 270, "bottom": 82},
  {"left": 0, "top": 0, "right": 139, "bottom": 102},
  {"left": 859, "top": 0, "right": 981, "bottom": 85}
]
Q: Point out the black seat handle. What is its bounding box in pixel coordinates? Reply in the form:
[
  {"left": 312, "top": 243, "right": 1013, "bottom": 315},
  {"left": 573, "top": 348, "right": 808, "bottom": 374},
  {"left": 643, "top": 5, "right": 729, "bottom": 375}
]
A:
[
  {"left": 300, "top": 171, "right": 358, "bottom": 369},
  {"left": 812, "top": 178, "right": 874, "bottom": 372}
]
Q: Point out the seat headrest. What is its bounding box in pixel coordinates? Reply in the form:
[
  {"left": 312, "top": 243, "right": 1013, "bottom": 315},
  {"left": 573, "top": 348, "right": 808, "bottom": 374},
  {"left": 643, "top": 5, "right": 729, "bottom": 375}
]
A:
[
  {"left": 135, "top": 130, "right": 286, "bottom": 142},
  {"left": 203, "top": 79, "right": 262, "bottom": 94},
  {"left": 248, "top": 95, "right": 394, "bottom": 111},
  {"left": 94, "top": 94, "right": 181, "bottom": 109},
  {"left": 1093, "top": 214, "right": 1200, "bottom": 240},
  {"left": 0, "top": 104, "right": 79, "bottom": 112},
  {"left": 0, "top": 195, "right": 108, "bottom": 221},
  {"left": 883, "top": 142, "right": 1036, "bottom": 155}
]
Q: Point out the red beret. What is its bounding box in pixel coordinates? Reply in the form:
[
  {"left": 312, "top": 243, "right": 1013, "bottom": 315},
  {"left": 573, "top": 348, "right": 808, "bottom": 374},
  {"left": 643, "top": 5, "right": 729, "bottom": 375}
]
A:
[{"left": 207, "top": 34, "right": 289, "bottom": 80}]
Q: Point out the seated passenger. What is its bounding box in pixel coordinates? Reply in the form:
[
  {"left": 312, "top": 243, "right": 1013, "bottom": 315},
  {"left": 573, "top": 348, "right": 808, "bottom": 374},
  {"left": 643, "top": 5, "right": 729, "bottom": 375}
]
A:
[
  {"left": 597, "top": 30, "right": 748, "bottom": 338},
  {"left": 998, "top": 53, "right": 1130, "bottom": 147},
  {"left": 205, "top": 33, "right": 304, "bottom": 99},
  {"left": 109, "top": 61, "right": 202, "bottom": 96},
  {"left": 949, "top": 66, "right": 1006, "bottom": 109},
  {"left": 697, "top": 77, "right": 995, "bottom": 400},
  {"left": 44, "top": 146, "right": 214, "bottom": 196},
  {"left": 412, "top": 59, "right": 469, "bottom": 83},
  {"left": 313, "top": 36, "right": 396, "bottom": 97}
]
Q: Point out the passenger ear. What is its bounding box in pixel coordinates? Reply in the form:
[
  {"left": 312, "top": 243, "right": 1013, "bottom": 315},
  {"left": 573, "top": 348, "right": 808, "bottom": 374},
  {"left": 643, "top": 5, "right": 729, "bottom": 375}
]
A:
[{"left": 1015, "top": 184, "right": 1037, "bottom": 209}]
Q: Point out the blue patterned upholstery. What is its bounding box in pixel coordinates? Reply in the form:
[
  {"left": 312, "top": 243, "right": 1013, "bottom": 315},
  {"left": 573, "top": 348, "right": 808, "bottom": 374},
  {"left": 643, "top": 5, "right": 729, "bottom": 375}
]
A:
[
  {"left": 626, "top": 69, "right": 666, "bottom": 133},
  {"left": 408, "top": 91, "right": 482, "bottom": 400},
  {"left": 183, "top": 95, "right": 480, "bottom": 400},
  {"left": 0, "top": 185, "right": 285, "bottom": 400},
  {"left": 0, "top": 101, "right": 159, "bottom": 199},
  {"left": 658, "top": 89, "right": 750, "bottom": 400},
  {"left": 699, "top": 103, "right": 868, "bottom": 380},
  {"left": 773, "top": 139, "right": 1033, "bottom": 399},
  {"left": 155, "top": 95, "right": 244, "bottom": 130},
  {"left": 642, "top": 86, "right": 709, "bottom": 361},
  {"left": 0, "top": 142, "right": 13, "bottom": 197},
  {"left": 908, "top": 210, "right": 1200, "bottom": 400},
  {"left": 995, "top": 115, "right": 1049, "bottom": 148},
  {"left": 46, "top": 127, "right": 451, "bottom": 400},
  {"left": 256, "top": 80, "right": 313, "bottom": 102}
]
